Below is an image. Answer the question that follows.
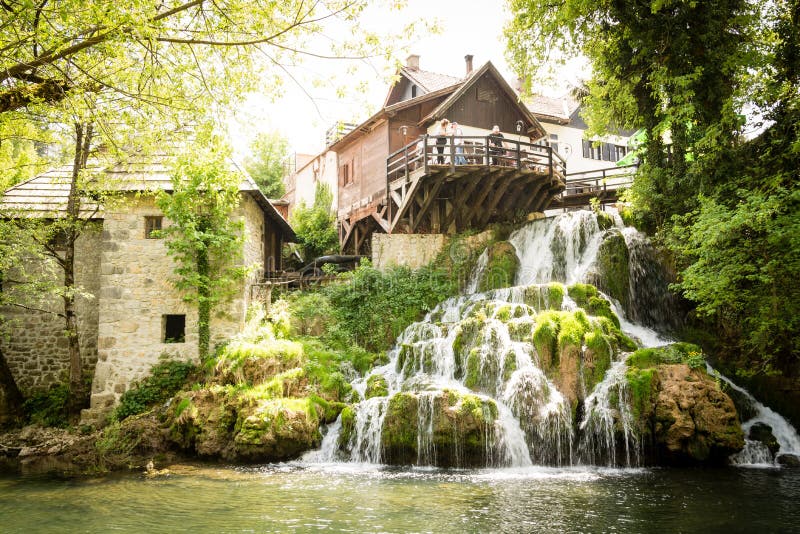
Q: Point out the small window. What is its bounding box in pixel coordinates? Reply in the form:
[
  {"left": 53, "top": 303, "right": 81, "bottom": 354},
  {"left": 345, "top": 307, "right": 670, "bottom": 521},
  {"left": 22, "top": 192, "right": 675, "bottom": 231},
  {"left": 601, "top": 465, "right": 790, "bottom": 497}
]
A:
[
  {"left": 163, "top": 314, "right": 185, "bottom": 343},
  {"left": 145, "top": 216, "right": 163, "bottom": 239},
  {"left": 549, "top": 134, "right": 559, "bottom": 154},
  {"left": 341, "top": 163, "right": 352, "bottom": 185},
  {"left": 411, "top": 85, "right": 417, "bottom": 98}
]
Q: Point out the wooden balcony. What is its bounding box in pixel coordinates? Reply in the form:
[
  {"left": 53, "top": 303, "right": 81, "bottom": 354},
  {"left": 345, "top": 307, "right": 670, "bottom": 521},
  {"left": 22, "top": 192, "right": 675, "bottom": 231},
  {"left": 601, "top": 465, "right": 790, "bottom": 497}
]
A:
[
  {"left": 338, "top": 135, "right": 567, "bottom": 253},
  {"left": 550, "top": 165, "right": 637, "bottom": 210}
]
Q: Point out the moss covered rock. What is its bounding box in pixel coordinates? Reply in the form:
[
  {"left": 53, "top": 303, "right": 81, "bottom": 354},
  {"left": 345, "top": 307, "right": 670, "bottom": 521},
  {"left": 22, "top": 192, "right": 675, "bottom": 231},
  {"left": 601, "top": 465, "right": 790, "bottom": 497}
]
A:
[
  {"left": 478, "top": 241, "right": 520, "bottom": 292},
  {"left": 585, "top": 229, "right": 630, "bottom": 312},
  {"left": 624, "top": 344, "right": 744, "bottom": 464},
  {"left": 365, "top": 374, "right": 389, "bottom": 399},
  {"left": 372, "top": 390, "right": 498, "bottom": 467}
]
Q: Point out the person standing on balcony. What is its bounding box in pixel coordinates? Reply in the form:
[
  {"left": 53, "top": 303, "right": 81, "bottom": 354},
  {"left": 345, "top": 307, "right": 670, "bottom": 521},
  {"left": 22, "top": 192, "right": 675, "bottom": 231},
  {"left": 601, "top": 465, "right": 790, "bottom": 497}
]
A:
[
  {"left": 451, "top": 121, "right": 468, "bottom": 165},
  {"left": 436, "top": 119, "right": 449, "bottom": 164},
  {"left": 488, "top": 125, "right": 504, "bottom": 165}
]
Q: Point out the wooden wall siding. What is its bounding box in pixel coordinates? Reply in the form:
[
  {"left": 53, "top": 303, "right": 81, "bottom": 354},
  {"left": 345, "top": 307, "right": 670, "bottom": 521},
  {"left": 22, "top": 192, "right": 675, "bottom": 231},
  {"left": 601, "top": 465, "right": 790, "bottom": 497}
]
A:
[
  {"left": 337, "top": 121, "right": 389, "bottom": 212},
  {"left": 447, "top": 76, "right": 535, "bottom": 134},
  {"left": 264, "top": 221, "right": 282, "bottom": 272}
]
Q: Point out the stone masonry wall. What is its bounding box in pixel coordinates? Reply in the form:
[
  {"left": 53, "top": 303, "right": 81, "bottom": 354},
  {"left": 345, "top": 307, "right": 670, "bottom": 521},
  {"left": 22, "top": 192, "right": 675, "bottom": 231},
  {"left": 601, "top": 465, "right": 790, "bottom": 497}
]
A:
[
  {"left": 0, "top": 222, "right": 102, "bottom": 394},
  {"left": 86, "top": 195, "right": 263, "bottom": 420},
  {"left": 372, "top": 234, "right": 447, "bottom": 270}
]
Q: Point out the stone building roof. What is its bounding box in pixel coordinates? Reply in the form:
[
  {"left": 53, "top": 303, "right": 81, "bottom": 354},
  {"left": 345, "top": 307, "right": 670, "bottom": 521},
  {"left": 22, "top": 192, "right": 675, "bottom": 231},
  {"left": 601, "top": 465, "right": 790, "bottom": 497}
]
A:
[{"left": 1, "top": 154, "right": 296, "bottom": 241}]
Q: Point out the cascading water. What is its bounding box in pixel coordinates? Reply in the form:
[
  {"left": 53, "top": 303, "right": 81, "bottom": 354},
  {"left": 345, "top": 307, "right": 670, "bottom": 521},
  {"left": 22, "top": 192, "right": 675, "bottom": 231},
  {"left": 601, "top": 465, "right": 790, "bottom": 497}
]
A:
[{"left": 310, "top": 211, "right": 799, "bottom": 469}]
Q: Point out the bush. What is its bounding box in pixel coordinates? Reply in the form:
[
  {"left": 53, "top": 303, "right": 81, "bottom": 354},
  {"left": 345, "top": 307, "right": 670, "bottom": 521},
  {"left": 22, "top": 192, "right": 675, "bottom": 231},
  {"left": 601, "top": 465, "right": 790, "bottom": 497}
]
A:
[
  {"left": 323, "top": 261, "right": 457, "bottom": 352},
  {"left": 23, "top": 383, "right": 70, "bottom": 427},
  {"left": 114, "top": 358, "right": 198, "bottom": 421}
]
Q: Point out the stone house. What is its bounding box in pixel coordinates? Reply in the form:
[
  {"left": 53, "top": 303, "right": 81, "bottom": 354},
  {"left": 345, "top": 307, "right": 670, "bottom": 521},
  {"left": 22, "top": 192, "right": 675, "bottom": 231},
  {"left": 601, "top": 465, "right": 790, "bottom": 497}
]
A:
[{"left": 0, "top": 154, "right": 295, "bottom": 422}]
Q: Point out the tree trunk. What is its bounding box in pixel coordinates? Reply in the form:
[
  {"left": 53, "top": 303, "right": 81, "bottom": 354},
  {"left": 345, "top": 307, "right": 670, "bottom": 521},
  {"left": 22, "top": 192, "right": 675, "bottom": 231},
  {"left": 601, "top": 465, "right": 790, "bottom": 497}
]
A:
[
  {"left": 0, "top": 346, "right": 25, "bottom": 423},
  {"left": 197, "top": 243, "right": 211, "bottom": 361},
  {"left": 65, "top": 122, "right": 93, "bottom": 415}
]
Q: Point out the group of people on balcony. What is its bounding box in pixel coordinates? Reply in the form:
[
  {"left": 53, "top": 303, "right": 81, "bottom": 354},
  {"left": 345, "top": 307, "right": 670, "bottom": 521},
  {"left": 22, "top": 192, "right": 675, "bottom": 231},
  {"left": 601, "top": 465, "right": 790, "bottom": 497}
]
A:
[{"left": 423, "top": 119, "right": 506, "bottom": 166}]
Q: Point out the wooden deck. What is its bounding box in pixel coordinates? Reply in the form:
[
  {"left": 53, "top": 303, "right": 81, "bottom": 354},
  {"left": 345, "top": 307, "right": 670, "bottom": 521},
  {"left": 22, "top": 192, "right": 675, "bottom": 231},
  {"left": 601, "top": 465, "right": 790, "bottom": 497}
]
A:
[
  {"left": 338, "top": 135, "right": 567, "bottom": 253},
  {"left": 550, "top": 165, "right": 636, "bottom": 210}
]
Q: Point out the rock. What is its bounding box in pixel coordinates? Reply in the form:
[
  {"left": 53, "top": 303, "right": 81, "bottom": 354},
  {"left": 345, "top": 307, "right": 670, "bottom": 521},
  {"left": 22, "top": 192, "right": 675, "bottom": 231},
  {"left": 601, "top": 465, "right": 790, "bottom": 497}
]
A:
[
  {"left": 478, "top": 241, "right": 520, "bottom": 292},
  {"left": 652, "top": 364, "right": 744, "bottom": 463},
  {"left": 365, "top": 374, "right": 388, "bottom": 399},
  {"left": 361, "top": 390, "right": 498, "bottom": 467},
  {"left": 777, "top": 453, "right": 800, "bottom": 468},
  {"left": 748, "top": 422, "right": 780, "bottom": 456}
]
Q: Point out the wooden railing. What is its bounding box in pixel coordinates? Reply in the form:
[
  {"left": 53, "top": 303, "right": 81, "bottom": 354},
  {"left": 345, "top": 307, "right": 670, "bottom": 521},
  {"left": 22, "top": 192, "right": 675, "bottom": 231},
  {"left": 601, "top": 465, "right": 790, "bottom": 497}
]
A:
[
  {"left": 555, "top": 165, "right": 638, "bottom": 207},
  {"left": 386, "top": 134, "right": 567, "bottom": 184}
]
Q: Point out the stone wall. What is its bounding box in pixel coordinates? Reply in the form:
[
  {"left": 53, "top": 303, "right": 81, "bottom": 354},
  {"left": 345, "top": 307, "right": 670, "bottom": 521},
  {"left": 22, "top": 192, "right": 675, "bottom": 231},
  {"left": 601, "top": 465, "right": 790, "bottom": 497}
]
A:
[
  {"left": 85, "top": 194, "right": 263, "bottom": 420},
  {"left": 0, "top": 222, "right": 102, "bottom": 394},
  {"left": 372, "top": 234, "right": 447, "bottom": 270}
]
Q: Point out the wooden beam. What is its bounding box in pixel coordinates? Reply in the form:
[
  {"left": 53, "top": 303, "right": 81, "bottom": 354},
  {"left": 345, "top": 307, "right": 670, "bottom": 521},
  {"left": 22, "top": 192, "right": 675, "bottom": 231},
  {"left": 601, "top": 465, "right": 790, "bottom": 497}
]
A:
[
  {"left": 410, "top": 174, "right": 446, "bottom": 232},
  {"left": 461, "top": 169, "right": 506, "bottom": 228},
  {"left": 477, "top": 171, "right": 525, "bottom": 226}
]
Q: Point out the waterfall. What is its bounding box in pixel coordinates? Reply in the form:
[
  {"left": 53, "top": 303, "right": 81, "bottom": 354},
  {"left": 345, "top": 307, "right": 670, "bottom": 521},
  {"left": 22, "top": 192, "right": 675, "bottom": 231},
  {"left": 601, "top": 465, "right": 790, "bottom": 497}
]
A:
[
  {"left": 310, "top": 211, "right": 799, "bottom": 469},
  {"left": 713, "top": 367, "right": 800, "bottom": 465}
]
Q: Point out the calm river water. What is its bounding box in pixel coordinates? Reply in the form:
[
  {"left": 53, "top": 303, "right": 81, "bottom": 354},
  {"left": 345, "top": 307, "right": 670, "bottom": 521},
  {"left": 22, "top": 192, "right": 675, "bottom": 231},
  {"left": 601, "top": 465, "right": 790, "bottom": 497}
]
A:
[{"left": 1, "top": 463, "right": 799, "bottom": 533}]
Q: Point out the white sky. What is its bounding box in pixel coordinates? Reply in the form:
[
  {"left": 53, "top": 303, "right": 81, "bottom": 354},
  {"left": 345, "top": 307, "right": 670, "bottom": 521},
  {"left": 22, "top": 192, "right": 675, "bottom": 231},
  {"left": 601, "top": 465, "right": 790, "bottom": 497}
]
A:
[{"left": 229, "top": 0, "right": 588, "bottom": 158}]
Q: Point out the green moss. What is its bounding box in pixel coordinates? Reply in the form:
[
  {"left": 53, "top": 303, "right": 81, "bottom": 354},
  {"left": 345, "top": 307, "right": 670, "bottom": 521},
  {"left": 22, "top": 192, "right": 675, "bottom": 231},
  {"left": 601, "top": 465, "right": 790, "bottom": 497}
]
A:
[
  {"left": 464, "top": 348, "right": 482, "bottom": 389},
  {"left": 592, "top": 230, "right": 630, "bottom": 309},
  {"left": 479, "top": 241, "right": 520, "bottom": 292},
  {"left": 365, "top": 374, "right": 389, "bottom": 399},
  {"left": 567, "top": 283, "right": 599, "bottom": 306},
  {"left": 495, "top": 304, "right": 513, "bottom": 322},
  {"left": 338, "top": 405, "right": 356, "bottom": 447},
  {"left": 557, "top": 311, "right": 589, "bottom": 352},
  {"left": 596, "top": 211, "right": 616, "bottom": 230},
  {"left": 583, "top": 329, "right": 612, "bottom": 391},
  {"left": 625, "top": 367, "right": 658, "bottom": 424},
  {"left": 533, "top": 310, "right": 561, "bottom": 370},
  {"left": 548, "top": 283, "right": 564, "bottom": 310},
  {"left": 502, "top": 351, "right": 517, "bottom": 382},
  {"left": 381, "top": 393, "right": 420, "bottom": 463},
  {"left": 627, "top": 343, "right": 705, "bottom": 369}
]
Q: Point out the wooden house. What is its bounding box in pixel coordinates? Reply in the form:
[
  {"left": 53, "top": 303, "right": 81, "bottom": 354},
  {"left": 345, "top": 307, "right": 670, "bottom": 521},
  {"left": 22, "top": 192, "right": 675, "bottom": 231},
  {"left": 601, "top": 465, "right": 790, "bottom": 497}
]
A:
[{"left": 330, "top": 55, "right": 566, "bottom": 254}]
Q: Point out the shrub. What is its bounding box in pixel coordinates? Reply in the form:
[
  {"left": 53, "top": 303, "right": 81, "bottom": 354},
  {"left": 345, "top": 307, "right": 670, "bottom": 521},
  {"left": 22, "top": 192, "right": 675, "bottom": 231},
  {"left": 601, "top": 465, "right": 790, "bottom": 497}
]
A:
[
  {"left": 114, "top": 358, "right": 198, "bottom": 421},
  {"left": 23, "top": 383, "right": 70, "bottom": 428}
]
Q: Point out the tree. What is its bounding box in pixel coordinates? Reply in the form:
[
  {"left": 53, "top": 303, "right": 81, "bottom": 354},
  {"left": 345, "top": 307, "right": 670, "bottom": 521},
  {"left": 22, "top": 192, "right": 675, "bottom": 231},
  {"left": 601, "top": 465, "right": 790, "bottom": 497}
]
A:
[
  {"left": 506, "top": 0, "right": 755, "bottom": 227},
  {"left": 0, "top": 0, "right": 408, "bottom": 117},
  {"left": 156, "top": 131, "right": 247, "bottom": 360},
  {"left": 290, "top": 182, "right": 338, "bottom": 261},
  {"left": 243, "top": 132, "right": 290, "bottom": 198}
]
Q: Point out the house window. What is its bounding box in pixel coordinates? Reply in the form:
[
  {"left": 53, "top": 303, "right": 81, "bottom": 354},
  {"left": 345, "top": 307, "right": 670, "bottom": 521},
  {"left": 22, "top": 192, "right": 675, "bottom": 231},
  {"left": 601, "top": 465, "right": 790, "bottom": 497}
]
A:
[
  {"left": 549, "top": 134, "right": 559, "bottom": 154},
  {"left": 341, "top": 162, "right": 352, "bottom": 186},
  {"left": 144, "top": 216, "right": 163, "bottom": 238},
  {"left": 411, "top": 85, "right": 417, "bottom": 98},
  {"left": 614, "top": 144, "right": 628, "bottom": 162},
  {"left": 163, "top": 314, "right": 185, "bottom": 343}
]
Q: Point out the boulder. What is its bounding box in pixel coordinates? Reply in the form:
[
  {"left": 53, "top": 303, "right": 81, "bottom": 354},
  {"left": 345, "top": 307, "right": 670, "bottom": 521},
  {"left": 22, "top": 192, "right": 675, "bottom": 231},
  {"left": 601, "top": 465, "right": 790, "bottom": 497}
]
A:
[
  {"left": 653, "top": 364, "right": 744, "bottom": 463},
  {"left": 748, "top": 422, "right": 780, "bottom": 457},
  {"left": 777, "top": 453, "right": 800, "bottom": 468}
]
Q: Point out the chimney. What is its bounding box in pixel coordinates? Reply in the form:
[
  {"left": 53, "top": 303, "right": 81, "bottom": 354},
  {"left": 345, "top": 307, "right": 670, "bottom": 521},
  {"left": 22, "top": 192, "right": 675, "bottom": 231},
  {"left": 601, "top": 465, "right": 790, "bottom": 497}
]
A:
[
  {"left": 465, "top": 54, "right": 474, "bottom": 76},
  {"left": 406, "top": 54, "right": 420, "bottom": 70}
]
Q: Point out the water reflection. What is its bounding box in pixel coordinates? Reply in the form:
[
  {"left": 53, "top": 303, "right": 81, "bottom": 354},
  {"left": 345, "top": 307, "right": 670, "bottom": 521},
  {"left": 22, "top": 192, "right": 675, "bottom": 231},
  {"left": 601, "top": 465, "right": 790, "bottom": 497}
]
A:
[{"left": 1, "top": 464, "right": 798, "bottom": 533}]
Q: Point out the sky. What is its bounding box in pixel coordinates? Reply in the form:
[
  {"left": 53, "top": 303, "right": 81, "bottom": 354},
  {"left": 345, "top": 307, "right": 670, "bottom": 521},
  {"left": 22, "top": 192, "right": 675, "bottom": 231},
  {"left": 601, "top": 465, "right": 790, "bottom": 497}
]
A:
[{"left": 229, "top": 0, "right": 588, "bottom": 159}]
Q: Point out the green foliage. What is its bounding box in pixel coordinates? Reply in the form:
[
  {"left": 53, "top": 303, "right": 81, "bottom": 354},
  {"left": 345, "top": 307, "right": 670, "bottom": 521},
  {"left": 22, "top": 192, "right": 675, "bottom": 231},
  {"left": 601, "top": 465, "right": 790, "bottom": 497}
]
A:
[
  {"left": 243, "top": 131, "right": 289, "bottom": 198},
  {"left": 156, "top": 129, "right": 247, "bottom": 359},
  {"left": 626, "top": 343, "right": 705, "bottom": 370},
  {"left": 290, "top": 182, "right": 339, "bottom": 261},
  {"left": 668, "top": 188, "right": 800, "bottom": 372},
  {"left": 323, "top": 260, "right": 457, "bottom": 352},
  {"left": 23, "top": 384, "right": 70, "bottom": 428},
  {"left": 114, "top": 359, "right": 198, "bottom": 421},
  {"left": 365, "top": 374, "right": 389, "bottom": 399}
]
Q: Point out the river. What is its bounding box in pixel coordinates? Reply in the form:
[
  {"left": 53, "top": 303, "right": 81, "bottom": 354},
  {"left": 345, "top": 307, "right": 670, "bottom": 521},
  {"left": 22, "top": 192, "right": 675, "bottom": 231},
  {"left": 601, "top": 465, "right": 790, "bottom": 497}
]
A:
[{"left": 2, "top": 463, "right": 799, "bottom": 532}]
